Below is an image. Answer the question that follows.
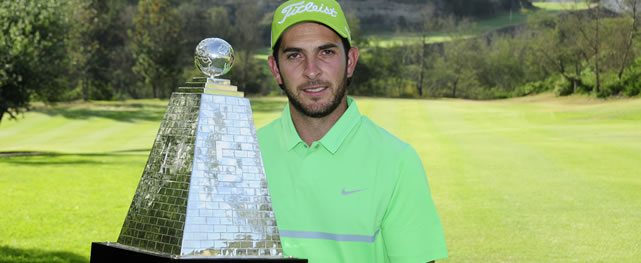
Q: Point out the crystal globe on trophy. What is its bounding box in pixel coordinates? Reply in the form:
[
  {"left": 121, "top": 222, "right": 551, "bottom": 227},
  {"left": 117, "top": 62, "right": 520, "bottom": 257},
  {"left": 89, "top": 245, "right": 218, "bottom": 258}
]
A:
[
  {"left": 195, "top": 38, "right": 235, "bottom": 79},
  {"left": 193, "top": 38, "right": 243, "bottom": 96}
]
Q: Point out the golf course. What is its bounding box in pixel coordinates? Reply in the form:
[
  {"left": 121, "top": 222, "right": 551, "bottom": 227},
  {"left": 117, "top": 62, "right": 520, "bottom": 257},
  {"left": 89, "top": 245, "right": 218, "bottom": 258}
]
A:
[{"left": 1, "top": 94, "right": 640, "bottom": 262}]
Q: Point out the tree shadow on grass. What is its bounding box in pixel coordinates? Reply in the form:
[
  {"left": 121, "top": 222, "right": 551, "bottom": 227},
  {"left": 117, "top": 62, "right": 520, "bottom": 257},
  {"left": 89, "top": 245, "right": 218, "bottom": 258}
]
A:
[
  {"left": 0, "top": 149, "right": 150, "bottom": 166},
  {"left": 0, "top": 246, "right": 87, "bottom": 263},
  {"left": 34, "top": 99, "right": 286, "bottom": 123},
  {"left": 33, "top": 101, "right": 167, "bottom": 123}
]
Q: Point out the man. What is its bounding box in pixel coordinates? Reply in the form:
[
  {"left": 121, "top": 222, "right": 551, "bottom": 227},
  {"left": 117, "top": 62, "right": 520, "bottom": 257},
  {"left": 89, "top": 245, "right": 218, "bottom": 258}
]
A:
[{"left": 257, "top": 0, "right": 447, "bottom": 262}]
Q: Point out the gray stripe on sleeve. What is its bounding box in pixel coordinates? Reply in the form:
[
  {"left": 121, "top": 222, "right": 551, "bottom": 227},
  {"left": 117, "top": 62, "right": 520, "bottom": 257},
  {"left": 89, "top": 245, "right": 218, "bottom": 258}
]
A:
[{"left": 279, "top": 229, "right": 380, "bottom": 243}]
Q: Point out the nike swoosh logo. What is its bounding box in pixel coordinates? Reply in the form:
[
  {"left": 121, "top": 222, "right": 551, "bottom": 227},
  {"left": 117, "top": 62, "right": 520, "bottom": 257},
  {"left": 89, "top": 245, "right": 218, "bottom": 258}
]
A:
[{"left": 341, "top": 188, "right": 366, "bottom": 196}]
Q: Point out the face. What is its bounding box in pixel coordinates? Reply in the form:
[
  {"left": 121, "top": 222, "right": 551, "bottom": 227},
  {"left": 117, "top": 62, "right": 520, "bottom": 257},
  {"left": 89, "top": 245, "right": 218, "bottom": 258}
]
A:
[{"left": 268, "top": 22, "right": 359, "bottom": 118}]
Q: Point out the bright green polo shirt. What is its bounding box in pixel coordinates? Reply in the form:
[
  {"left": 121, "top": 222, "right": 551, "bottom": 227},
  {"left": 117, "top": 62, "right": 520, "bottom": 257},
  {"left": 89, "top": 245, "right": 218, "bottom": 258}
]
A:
[{"left": 257, "top": 97, "right": 447, "bottom": 262}]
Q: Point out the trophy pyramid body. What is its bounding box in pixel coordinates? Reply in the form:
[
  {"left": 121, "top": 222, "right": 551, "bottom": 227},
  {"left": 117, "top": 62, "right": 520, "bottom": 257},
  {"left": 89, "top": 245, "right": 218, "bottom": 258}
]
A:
[{"left": 91, "top": 38, "right": 305, "bottom": 262}]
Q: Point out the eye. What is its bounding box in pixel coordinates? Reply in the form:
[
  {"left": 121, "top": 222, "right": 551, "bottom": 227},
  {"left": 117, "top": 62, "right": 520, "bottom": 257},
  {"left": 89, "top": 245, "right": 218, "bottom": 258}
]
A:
[
  {"left": 320, "top": 49, "right": 336, "bottom": 56},
  {"left": 286, "top": 52, "right": 302, "bottom": 60}
]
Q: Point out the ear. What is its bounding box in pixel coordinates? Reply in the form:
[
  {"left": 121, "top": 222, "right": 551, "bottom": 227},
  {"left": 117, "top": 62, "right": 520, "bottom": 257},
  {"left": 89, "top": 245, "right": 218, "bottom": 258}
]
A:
[
  {"left": 346, "top": 47, "right": 359, "bottom": 78},
  {"left": 268, "top": 55, "right": 283, "bottom": 85}
]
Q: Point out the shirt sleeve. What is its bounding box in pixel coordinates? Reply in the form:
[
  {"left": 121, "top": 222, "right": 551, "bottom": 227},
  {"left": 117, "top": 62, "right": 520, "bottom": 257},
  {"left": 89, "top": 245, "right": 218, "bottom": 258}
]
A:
[{"left": 382, "top": 146, "right": 448, "bottom": 262}]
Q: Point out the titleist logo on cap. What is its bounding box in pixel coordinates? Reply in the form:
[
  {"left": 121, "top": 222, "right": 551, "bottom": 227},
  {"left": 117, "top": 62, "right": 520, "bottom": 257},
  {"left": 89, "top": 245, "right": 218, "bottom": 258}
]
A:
[{"left": 278, "top": 1, "right": 338, "bottom": 24}]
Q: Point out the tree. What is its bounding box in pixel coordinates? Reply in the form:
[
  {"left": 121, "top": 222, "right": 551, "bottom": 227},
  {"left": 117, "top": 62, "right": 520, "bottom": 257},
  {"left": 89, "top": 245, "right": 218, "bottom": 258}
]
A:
[
  {"left": 0, "top": 0, "right": 69, "bottom": 123},
  {"left": 429, "top": 38, "right": 483, "bottom": 98},
  {"left": 579, "top": 1, "right": 603, "bottom": 95},
  {"left": 207, "top": 6, "right": 233, "bottom": 41},
  {"left": 527, "top": 10, "right": 589, "bottom": 94},
  {"left": 177, "top": 1, "right": 224, "bottom": 69},
  {"left": 228, "top": 2, "right": 266, "bottom": 94},
  {"left": 66, "top": 0, "right": 137, "bottom": 99},
  {"left": 414, "top": 3, "right": 437, "bottom": 96},
  {"left": 612, "top": 0, "right": 641, "bottom": 80},
  {"left": 345, "top": 11, "right": 363, "bottom": 46},
  {"left": 424, "top": 17, "right": 484, "bottom": 98},
  {"left": 478, "top": 34, "right": 531, "bottom": 94},
  {"left": 75, "top": 0, "right": 136, "bottom": 100},
  {"left": 67, "top": 0, "right": 100, "bottom": 101},
  {"left": 100, "top": 1, "right": 138, "bottom": 99},
  {"left": 130, "top": 0, "right": 182, "bottom": 98},
  {"left": 351, "top": 45, "right": 405, "bottom": 96}
]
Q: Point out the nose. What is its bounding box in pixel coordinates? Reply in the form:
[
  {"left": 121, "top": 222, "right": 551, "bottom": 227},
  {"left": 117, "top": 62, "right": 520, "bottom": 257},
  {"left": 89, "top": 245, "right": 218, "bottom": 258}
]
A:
[{"left": 303, "top": 57, "right": 321, "bottom": 80}]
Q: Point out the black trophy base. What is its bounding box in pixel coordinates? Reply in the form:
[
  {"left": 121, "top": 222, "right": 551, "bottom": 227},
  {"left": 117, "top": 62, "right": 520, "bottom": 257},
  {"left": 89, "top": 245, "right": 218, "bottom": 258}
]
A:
[{"left": 90, "top": 242, "right": 307, "bottom": 263}]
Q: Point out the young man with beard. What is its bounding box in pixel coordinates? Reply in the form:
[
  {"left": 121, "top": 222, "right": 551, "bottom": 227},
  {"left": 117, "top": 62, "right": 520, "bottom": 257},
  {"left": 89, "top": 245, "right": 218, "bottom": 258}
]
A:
[{"left": 257, "top": 0, "right": 447, "bottom": 262}]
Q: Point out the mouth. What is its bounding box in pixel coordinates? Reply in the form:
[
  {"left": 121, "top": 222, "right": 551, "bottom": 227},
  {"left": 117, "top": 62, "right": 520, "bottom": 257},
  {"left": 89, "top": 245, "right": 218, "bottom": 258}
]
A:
[{"left": 303, "top": 86, "right": 327, "bottom": 93}]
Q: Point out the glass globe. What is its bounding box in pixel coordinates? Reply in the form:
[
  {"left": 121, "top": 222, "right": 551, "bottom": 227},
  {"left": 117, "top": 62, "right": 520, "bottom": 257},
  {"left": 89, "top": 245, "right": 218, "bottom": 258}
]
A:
[{"left": 194, "top": 38, "right": 235, "bottom": 78}]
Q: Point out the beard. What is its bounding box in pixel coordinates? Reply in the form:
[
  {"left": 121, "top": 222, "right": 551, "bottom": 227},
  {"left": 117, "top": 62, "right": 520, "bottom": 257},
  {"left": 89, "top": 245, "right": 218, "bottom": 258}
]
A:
[{"left": 281, "top": 73, "right": 348, "bottom": 118}]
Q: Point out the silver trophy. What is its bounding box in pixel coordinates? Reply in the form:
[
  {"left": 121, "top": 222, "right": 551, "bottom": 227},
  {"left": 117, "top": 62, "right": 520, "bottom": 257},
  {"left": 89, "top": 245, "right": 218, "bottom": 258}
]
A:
[{"left": 90, "top": 38, "right": 303, "bottom": 262}]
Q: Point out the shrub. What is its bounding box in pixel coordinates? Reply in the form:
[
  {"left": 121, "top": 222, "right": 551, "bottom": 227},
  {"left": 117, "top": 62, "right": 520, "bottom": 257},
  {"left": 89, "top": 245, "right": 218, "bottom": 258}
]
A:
[
  {"left": 600, "top": 74, "right": 625, "bottom": 98},
  {"left": 554, "top": 78, "right": 574, "bottom": 96},
  {"left": 620, "top": 58, "right": 641, "bottom": 97},
  {"left": 622, "top": 73, "right": 641, "bottom": 96},
  {"left": 513, "top": 80, "right": 551, "bottom": 96}
]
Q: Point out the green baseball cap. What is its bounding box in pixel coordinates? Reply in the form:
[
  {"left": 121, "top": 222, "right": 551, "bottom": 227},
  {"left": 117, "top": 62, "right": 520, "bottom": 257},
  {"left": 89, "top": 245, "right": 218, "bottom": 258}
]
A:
[{"left": 271, "top": 0, "right": 352, "bottom": 50}]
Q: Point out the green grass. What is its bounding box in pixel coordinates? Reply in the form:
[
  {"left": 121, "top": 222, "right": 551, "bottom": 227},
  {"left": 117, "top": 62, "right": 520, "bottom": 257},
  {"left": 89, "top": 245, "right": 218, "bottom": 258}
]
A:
[
  {"left": 364, "top": 33, "right": 473, "bottom": 48},
  {"left": 1, "top": 94, "right": 640, "bottom": 262},
  {"left": 533, "top": 1, "right": 592, "bottom": 11},
  {"left": 362, "top": 94, "right": 641, "bottom": 261}
]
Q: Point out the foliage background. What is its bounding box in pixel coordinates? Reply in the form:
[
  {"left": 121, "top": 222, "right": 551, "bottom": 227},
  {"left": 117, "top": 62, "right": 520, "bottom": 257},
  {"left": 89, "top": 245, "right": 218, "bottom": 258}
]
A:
[{"left": 3, "top": 0, "right": 641, "bottom": 122}]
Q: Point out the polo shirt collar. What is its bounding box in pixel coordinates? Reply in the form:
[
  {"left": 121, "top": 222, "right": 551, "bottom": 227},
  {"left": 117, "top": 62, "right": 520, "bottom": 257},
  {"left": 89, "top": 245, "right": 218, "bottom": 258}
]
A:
[{"left": 280, "top": 96, "right": 362, "bottom": 154}]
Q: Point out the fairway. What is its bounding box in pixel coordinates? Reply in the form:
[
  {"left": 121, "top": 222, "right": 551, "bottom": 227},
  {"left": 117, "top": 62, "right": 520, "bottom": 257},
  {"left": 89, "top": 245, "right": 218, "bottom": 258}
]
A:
[{"left": 1, "top": 94, "right": 640, "bottom": 262}]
